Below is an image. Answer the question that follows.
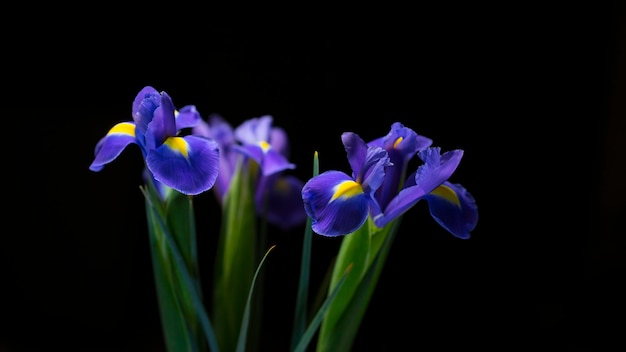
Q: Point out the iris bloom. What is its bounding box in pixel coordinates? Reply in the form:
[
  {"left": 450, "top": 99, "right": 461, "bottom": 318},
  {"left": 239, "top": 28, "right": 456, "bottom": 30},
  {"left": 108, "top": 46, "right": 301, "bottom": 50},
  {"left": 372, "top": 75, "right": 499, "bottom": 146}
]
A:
[
  {"left": 89, "top": 86, "right": 220, "bottom": 196},
  {"left": 302, "top": 122, "right": 478, "bottom": 238},
  {"left": 193, "top": 114, "right": 306, "bottom": 230}
]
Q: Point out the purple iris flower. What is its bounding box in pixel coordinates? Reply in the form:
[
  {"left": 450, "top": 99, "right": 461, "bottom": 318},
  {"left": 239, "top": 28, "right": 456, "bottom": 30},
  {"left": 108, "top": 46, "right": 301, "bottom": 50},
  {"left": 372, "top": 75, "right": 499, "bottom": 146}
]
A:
[
  {"left": 89, "top": 86, "right": 220, "bottom": 196},
  {"left": 233, "top": 115, "right": 295, "bottom": 176},
  {"left": 302, "top": 134, "right": 392, "bottom": 237},
  {"left": 193, "top": 114, "right": 306, "bottom": 230},
  {"left": 302, "top": 122, "right": 478, "bottom": 239}
]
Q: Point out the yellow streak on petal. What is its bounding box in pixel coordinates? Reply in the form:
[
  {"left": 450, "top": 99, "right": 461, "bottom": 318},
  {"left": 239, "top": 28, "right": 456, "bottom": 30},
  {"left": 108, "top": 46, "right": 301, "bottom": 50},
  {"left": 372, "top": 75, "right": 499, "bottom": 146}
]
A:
[
  {"left": 108, "top": 122, "right": 136, "bottom": 137},
  {"left": 330, "top": 180, "right": 363, "bottom": 201},
  {"left": 393, "top": 136, "right": 403, "bottom": 149},
  {"left": 430, "top": 184, "right": 461, "bottom": 206},
  {"left": 164, "top": 136, "right": 189, "bottom": 158},
  {"left": 259, "top": 141, "right": 270, "bottom": 152}
]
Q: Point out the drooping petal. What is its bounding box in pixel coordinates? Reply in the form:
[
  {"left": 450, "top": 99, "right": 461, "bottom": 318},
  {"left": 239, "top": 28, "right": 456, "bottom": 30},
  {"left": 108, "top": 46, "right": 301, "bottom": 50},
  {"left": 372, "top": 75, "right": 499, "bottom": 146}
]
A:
[
  {"left": 302, "top": 170, "right": 370, "bottom": 237},
  {"left": 371, "top": 182, "right": 429, "bottom": 228},
  {"left": 424, "top": 182, "right": 478, "bottom": 239},
  {"left": 146, "top": 135, "right": 220, "bottom": 195},
  {"left": 261, "top": 148, "right": 296, "bottom": 176},
  {"left": 371, "top": 147, "right": 464, "bottom": 228},
  {"left": 175, "top": 105, "right": 202, "bottom": 130},
  {"left": 234, "top": 144, "right": 295, "bottom": 176},
  {"left": 257, "top": 174, "right": 307, "bottom": 230},
  {"left": 89, "top": 122, "right": 138, "bottom": 172}
]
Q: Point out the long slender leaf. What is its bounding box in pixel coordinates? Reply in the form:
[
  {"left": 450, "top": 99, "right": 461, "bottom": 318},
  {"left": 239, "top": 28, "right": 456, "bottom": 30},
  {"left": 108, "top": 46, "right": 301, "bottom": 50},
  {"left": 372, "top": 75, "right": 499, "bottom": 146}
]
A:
[
  {"left": 236, "top": 245, "right": 276, "bottom": 352},
  {"left": 145, "top": 196, "right": 196, "bottom": 352},
  {"left": 142, "top": 186, "right": 219, "bottom": 352},
  {"left": 213, "top": 159, "right": 258, "bottom": 352},
  {"left": 316, "top": 222, "right": 371, "bottom": 350},
  {"left": 293, "top": 263, "right": 353, "bottom": 352},
  {"left": 316, "top": 220, "right": 400, "bottom": 352},
  {"left": 291, "top": 151, "right": 319, "bottom": 350},
  {"left": 165, "top": 188, "right": 206, "bottom": 350}
]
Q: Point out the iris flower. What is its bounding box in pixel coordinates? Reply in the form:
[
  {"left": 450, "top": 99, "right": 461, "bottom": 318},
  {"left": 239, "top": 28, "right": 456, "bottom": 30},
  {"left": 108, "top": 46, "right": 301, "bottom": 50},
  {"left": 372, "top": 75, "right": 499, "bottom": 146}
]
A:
[
  {"left": 233, "top": 115, "right": 296, "bottom": 176},
  {"left": 193, "top": 114, "right": 306, "bottom": 230},
  {"left": 89, "top": 86, "right": 220, "bottom": 196},
  {"left": 302, "top": 122, "right": 478, "bottom": 238}
]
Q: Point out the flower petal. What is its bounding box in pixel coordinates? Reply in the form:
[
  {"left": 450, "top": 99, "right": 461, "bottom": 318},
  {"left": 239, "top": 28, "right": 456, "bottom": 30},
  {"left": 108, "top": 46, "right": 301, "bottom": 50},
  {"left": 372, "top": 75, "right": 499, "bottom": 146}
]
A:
[
  {"left": 257, "top": 174, "right": 307, "bottom": 230},
  {"left": 175, "top": 105, "right": 202, "bottom": 130},
  {"left": 132, "top": 86, "right": 160, "bottom": 134},
  {"left": 424, "top": 182, "right": 478, "bottom": 239},
  {"left": 414, "top": 147, "right": 463, "bottom": 194},
  {"left": 302, "top": 170, "right": 370, "bottom": 237},
  {"left": 341, "top": 132, "right": 368, "bottom": 178},
  {"left": 234, "top": 115, "right": 272, "bottom": 145},
  {"left": 368, "top": 122, "right": 433, "bottom": 152},
  {"left": 372, "top": 147, "right": 463, "bottom": 228},
  {"left": 146, "top": 135, "right": 220, "bottom": 195},
  {"left": 359, "top": 146, "right": 391, "bottom": 196},
  {"left": 234, "top": 144, "right": 295, "bottom": 176},
  {"left": 145, "top": 91, "right": 177, "bottom": 149},
  {"left": 89, "top": 122, "right": 138, "bottom": 172},
  {"left": 269, "top": 126, "right": 289, "bottom": 157}
]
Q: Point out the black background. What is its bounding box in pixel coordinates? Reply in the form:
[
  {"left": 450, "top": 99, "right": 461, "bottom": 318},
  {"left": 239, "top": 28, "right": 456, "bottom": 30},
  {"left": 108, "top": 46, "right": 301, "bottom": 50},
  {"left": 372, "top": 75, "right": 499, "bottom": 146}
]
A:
[{"left": 4, "top": 4, "right": 626, "bottom": 351}]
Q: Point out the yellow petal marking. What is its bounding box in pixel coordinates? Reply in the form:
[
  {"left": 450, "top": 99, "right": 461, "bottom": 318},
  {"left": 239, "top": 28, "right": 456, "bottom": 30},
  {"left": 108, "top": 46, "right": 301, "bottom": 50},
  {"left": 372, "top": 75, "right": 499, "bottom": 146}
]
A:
[
  {"left": 164, "top": 136, "right": 190, "bottom": 158},
  {"left": 393, "top": 136, "right": 403, "bottom": 149},
  {"left": 330, "top": 180, "right": 363, "bottom": 202},
  {"left": 259, "top": 141, "right": 271, "bottom": 152},
  {"left": 430, "top": 184, "right": 461, "bottom": 206},
  {"left": 107, "top": 122, "right": 136, "bottom": 137}
]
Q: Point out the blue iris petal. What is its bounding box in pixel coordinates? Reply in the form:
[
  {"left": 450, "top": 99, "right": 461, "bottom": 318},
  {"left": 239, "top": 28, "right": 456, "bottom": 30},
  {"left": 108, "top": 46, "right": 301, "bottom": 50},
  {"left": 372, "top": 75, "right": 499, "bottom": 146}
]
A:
[
  {"left": 414, "top": 147, "right": 463, "bottom": 193},
  {"left": 234, "top": 144, "right": 295, "bottom": 176},
  {"left": 146, "top": 91, "right": 177, "bottom": 150},
  {"left": 341, "top": 132, "right": 369, "bottom": 178},
  {"left": 424, "top": 182, "right": 478, "bottom": 239},
  {"left": 372, "top": 147, "right": 464, "bottom": 228},
  {"left": 147, "top": 135, "right": 220, "bottom": 196},
  {"left": 257, "top": 174, "right": 307, "bottom": 231},
  {"left": 234, "top": 115, "right": 273, "bottom": 145},
  {"left": 269, "top": 127, "right": 289, "bottom": 157},
  {"left": 358, "top": 147, "right": 391, "bottom": 196},
  {"left": 302, "top": 171, "right": 370, "bottom": 237},
  {"left": 175, "top": 105, "right": 202, "bottom": 130},
  {"left": 132, "top": 86, "right": 160, "bottom": 135},
  {"left": 89, "top": 122, "right": 138, "bottom": 172}
]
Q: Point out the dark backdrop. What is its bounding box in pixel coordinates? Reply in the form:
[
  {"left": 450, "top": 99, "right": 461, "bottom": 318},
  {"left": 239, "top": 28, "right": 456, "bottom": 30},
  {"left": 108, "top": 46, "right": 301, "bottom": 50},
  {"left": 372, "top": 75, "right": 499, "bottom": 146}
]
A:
[{"left": 4, "top": 4, "right": 626, "bottom": 351}]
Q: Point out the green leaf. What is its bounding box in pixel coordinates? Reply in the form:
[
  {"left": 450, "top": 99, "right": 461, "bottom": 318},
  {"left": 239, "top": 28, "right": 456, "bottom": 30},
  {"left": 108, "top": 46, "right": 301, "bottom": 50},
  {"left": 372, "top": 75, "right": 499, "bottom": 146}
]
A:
[
  {"left": 165, "top": 189, "right": 205, "bottom": 348},
  {"left": 316, "top": 218, "right": 401, "bottom": 352},
  {"left": 142, "top": 184, "right": 219, "bottom": 352},
  {"left": 212, "top": 159, "right": 258, "bottom": 352},
  {"left": 143, "top": 186, "right": 197, "bottom": 352},
  {"left": 290, "top": 151, "right": 319, "bottom": 350},
  {"left": 293, "top": 262, "right": 353, "bottom": 352},
  {"left": 236, "top": 245, "right": 276, "bottom": 352}
]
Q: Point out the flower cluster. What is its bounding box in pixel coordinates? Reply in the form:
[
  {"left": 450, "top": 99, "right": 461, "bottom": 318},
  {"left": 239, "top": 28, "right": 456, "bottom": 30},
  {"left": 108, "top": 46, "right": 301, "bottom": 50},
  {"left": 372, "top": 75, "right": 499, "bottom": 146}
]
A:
[
  {"left": 90, "top": 86, "right": 478, "bottom": 352},
  {"left": 302, "top": 122, "right": 477, "bottom": 239}
]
